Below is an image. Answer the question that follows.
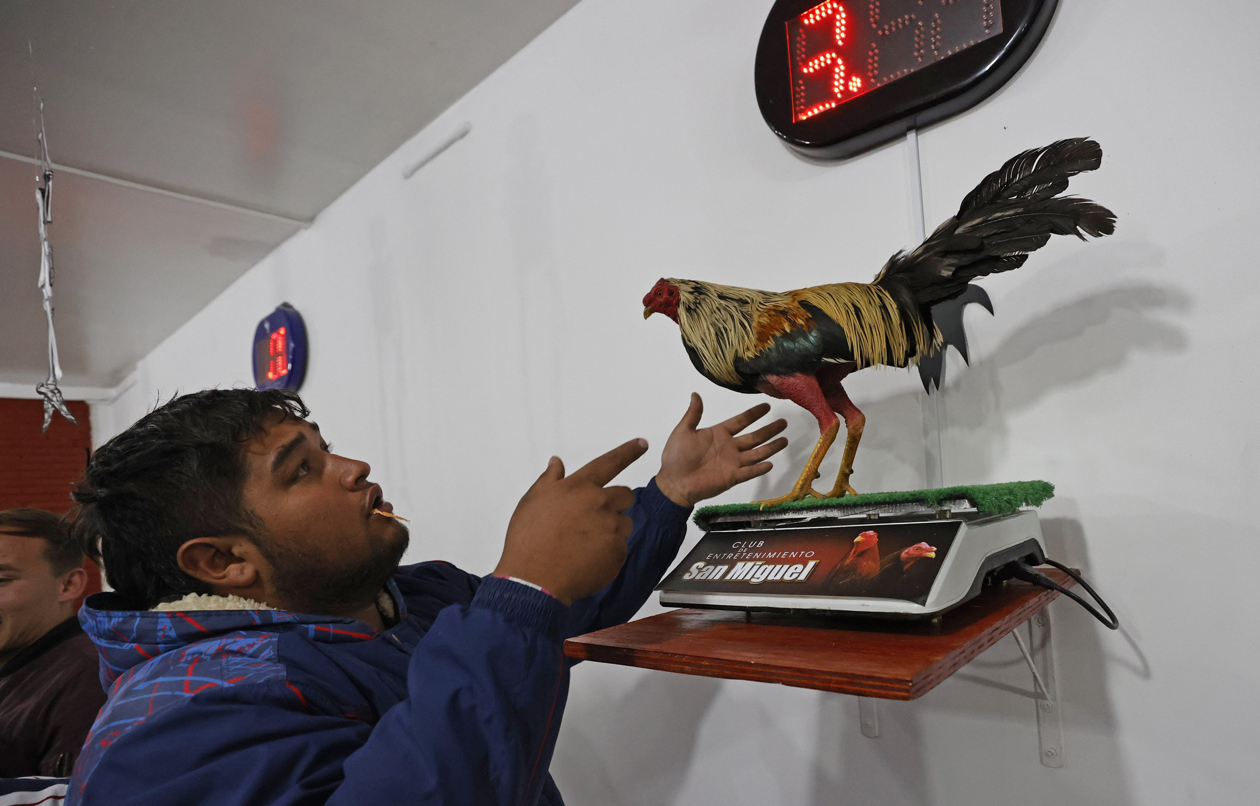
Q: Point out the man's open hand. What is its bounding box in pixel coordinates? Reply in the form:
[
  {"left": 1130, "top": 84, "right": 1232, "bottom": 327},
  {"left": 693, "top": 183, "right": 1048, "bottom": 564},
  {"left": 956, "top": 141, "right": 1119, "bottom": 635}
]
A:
[
  {"left": 655, "top": 394, "right": 788, "bottom": 507},
  {"left": 494, "top": 439, "right": 649, "bottom": 605}
]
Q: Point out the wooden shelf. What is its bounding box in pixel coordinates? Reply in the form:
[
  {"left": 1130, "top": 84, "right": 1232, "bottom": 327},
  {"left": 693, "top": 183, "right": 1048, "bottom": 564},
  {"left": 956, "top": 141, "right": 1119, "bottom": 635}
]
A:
[{"left": 565, "top": 568, "right": 1075, "bottom": 701}]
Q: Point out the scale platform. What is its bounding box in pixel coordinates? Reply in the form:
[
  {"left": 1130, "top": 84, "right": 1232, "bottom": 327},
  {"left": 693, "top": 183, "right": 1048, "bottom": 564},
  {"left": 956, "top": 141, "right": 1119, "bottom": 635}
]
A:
[{"left": 658, "top": 482, "right": 1053, "bottom": 620}]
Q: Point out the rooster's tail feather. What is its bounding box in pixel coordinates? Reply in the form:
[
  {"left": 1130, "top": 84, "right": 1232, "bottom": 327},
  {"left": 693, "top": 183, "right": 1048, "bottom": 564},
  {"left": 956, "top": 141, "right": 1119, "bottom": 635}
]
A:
[
  {"left": 873, "top": 138, "right": 1113, "bottom": 386},
  {"left": 875, "top": 138, "right": 1115, "bottom": 308},
  {"left": 917, "top": 284, "right": 993, "bottom": 392}
]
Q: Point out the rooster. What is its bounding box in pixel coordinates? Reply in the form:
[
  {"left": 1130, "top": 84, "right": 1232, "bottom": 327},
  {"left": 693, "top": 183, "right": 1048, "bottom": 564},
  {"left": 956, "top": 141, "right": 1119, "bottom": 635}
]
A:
[
  {"left": 643, "top": 139, "right": 1115, "bottom": 505},
  {"left": 826, "top": 530, "right": 880, "bottom": 587},
  {"left": 880, "top": 542, "right": 938, "bottom": 577},
  {"left": 895, "top": 542, "right": 938, "bottom": 571}
]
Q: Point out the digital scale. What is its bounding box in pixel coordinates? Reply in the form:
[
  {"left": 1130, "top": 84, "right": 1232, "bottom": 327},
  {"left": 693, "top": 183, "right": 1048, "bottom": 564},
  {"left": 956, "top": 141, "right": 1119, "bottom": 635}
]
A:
[{"left": 659, "top": 491, "right": 1050, "bottom": 620}]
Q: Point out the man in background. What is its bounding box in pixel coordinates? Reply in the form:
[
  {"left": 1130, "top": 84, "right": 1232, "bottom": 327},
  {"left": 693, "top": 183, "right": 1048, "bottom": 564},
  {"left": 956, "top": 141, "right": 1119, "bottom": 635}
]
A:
[{"left": 0, "top": 509, "right": 104, "bottom": 777}]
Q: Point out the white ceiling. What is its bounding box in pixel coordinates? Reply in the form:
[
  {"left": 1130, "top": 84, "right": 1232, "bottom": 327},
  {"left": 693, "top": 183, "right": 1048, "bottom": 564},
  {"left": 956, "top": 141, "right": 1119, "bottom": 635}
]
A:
[{"left": 0, "top": 0, "right": 580, "bottom": 387}]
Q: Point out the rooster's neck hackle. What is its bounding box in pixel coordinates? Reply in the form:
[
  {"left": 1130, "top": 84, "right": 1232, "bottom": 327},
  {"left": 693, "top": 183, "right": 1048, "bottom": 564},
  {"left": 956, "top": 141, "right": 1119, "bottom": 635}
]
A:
[{"left": 670, "top": 279, "right": 777, "bottom": 387}]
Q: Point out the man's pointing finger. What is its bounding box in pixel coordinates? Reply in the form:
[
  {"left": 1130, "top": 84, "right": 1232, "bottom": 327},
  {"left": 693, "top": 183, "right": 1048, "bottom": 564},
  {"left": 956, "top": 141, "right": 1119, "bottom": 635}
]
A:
[
  {"left": 539, "top": 455, "right": 565, "bottom": 482},
  {"left": 571, "top": 438, "right": 649, "bottom": 487}
]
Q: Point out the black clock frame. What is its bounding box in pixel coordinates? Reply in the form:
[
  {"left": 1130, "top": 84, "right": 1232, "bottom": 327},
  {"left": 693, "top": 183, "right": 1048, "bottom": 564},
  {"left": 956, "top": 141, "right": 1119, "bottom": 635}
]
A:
[{"left": 755, "top": 0, "right": 1059, "bottom": 160}]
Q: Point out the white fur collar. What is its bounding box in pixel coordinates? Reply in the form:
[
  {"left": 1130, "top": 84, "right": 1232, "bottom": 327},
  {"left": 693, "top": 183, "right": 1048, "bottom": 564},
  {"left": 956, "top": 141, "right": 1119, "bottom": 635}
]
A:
[
  {"left": 153, "top": 593, "right": 275, "bottom": 612},
  {"left": 151, "top": 590, "right": 398, "bottom": 622}
]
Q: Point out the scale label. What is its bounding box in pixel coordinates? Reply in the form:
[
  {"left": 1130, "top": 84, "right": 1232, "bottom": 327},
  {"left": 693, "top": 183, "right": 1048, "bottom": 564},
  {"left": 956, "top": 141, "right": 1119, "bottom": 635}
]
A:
[{"left": 659, "top": 521, "right": 961, "bottom": 604}]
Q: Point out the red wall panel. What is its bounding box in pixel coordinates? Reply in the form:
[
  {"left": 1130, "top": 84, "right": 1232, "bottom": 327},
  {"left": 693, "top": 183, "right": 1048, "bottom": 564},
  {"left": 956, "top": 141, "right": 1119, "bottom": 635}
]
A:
[
  {"left": 0, "top": 398, "right": 92, "bottom": 513},
  {"left": 0, "top": 398, "right": 101, "bottom": 604}
]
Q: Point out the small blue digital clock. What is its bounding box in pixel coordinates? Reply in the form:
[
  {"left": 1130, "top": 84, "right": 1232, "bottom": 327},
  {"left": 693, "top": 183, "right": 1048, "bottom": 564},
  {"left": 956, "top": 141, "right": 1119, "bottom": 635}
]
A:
[{"left": 253, "top": 303, "right": 308, "bottom": 391}]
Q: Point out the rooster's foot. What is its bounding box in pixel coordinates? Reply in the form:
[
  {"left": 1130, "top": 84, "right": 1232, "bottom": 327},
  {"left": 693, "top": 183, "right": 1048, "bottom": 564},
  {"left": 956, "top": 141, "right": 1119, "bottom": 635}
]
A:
[
  {"left": 814, "top": 466, "right": 858, "bottom": 500},
  {"left": 755, "top": 484, "right": 831, "bottom": 509},
  {"left": 817, "top": 483, "right": 858, "bottom": 500}
]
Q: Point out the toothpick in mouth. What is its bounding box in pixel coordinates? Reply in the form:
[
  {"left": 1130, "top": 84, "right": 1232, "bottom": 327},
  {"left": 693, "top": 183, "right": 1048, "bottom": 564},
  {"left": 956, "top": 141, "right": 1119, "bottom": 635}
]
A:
[{"left": 372, "top": 509, "right": 409, "bottom": 523}]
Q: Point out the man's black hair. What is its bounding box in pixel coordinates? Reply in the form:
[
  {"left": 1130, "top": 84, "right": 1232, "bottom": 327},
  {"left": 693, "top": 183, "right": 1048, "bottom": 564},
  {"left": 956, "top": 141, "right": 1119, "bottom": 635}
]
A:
[
  {"left": 71, "top": 388, "right": 309, "bottom": 608},
  {"left": 0, "top": 508, "right": 82, "bottom": 575}
]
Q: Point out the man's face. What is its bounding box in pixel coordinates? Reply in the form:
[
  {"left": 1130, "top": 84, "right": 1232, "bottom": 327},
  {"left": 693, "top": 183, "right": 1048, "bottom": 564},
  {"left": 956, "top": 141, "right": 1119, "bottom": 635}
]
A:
[
  {"left": 238, "top": 416, "right": 409, "bottom": 613},
  {"left": 0, "top": 530, "right": 72, "bottom": 658}
]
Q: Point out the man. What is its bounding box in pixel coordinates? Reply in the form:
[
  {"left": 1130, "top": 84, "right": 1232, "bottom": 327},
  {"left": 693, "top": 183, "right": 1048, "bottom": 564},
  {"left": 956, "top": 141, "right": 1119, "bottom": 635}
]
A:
[
  {"left": 67, "top": 388, "right": 786, "bottom": 805},
  {"left": 0, "top": 508, "right": 104, "bottom": 777}
]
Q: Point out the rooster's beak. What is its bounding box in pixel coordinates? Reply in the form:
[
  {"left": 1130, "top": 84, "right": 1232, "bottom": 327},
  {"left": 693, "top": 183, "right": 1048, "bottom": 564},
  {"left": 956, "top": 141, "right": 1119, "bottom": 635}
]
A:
[
  {"left": 924, "top": 552, "right": 936, "bottom": 559},
  {"left": 643, "top": 307, "right": 653, "bottom": 319}
]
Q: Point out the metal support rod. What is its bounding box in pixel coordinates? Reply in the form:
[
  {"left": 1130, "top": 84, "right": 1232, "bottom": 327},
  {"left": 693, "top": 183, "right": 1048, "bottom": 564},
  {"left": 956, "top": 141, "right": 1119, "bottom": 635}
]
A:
[
  {"left": 858, "top": 697, "right": 880, "bottom": 738},
  {"left": 0, "top": 148, "right": 312, "bottom": 228},
  {"left": 1011, "top": 628, "right": 1052, "bottom": 703},
  {"left": 906, "top": 129, "right": 927, "bottom": 243},
  {"left": 907, "top": 128, "right": 944, "bottom": 489}
]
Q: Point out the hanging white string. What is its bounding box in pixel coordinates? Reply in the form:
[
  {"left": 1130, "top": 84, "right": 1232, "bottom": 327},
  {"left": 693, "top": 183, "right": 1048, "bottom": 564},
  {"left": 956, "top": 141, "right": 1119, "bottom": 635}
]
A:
[{"left": 33, "top": 89, "right": 76, "bottom": 431}]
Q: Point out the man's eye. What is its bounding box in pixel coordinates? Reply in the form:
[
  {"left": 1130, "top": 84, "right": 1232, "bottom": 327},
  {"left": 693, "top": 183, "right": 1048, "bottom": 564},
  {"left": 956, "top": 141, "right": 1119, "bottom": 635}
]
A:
[{"left": 294, "top": 460, "right": 310, "bottom": 480}]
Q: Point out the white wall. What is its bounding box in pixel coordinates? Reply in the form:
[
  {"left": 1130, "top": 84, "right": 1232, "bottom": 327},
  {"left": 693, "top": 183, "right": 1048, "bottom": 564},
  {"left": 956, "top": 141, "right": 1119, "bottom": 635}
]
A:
[{"left": 99, "top": 1, "right": 1260, "bottom": 803}]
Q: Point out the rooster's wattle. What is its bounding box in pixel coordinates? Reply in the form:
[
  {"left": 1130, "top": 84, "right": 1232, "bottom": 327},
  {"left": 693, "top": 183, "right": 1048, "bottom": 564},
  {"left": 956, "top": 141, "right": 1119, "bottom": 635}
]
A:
[{"left": 644, "top": 138, "right": 1115, "bottom": 505}]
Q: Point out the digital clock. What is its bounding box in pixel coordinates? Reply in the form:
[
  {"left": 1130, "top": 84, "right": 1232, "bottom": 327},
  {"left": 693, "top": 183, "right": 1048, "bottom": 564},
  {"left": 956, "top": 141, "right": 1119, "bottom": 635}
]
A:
[
  {"left": 252, "top": 303, "right": 308, "bottom": 391},
  {"left": 755, "top": 0, "right": 1058, "bottom": 159}
]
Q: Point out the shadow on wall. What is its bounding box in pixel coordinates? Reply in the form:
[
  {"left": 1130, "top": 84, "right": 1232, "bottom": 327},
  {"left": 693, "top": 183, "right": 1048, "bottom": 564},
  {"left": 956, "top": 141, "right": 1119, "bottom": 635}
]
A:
[
  {"left": 553, "top": 671, "right": 722, "bottom": 805},
  {"left": 890, "top": 241, "right": 1184, "bottom": 484},
  {"left": 809, "top": 695, "right": 931, "bottom": 806}
]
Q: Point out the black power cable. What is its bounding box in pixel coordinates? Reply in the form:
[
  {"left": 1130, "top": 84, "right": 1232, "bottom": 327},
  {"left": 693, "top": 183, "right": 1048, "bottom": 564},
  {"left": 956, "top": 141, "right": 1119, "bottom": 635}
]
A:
[{"left": 1009, "top": 558, "right": 1119, "bottom": 631}]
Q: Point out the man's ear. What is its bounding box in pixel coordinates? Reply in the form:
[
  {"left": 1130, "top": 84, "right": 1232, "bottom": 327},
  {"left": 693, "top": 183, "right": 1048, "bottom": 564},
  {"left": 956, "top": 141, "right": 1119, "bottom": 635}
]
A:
[
  {"left": 176, "top": 537, "right": 263, "bottom": 592},
  {"left": 57, "top": 565, "right": 88, "bottom": 603}
]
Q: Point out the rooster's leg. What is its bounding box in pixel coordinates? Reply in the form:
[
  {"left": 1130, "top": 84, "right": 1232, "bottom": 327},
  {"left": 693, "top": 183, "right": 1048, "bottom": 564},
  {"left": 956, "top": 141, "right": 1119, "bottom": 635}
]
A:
[
  {"left": 753, "top": 374, "right": 839, "bottom": 506},
  {"left": 818, "top": 368, "right": 865, "bottom": 499}
]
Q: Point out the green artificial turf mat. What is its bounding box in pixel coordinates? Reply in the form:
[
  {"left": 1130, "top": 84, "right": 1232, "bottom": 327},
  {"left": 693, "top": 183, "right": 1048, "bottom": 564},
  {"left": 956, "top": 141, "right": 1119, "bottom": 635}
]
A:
[{"left": 695, "top": 480, "right": 1055, "bottom": 525}]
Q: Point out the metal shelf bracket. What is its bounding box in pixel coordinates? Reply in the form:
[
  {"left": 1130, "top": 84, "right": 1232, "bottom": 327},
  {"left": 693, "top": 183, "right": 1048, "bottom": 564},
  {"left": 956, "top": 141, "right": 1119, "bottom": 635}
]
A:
[
  {"left": 855, "top": 609, "right": 1064, "bottom": 766},
  {"left": 1021, "top": 610, "right": 1064, "bottom": 768},
  {"left": 858, "top": 697, "right": 880, "bottom": 738}
]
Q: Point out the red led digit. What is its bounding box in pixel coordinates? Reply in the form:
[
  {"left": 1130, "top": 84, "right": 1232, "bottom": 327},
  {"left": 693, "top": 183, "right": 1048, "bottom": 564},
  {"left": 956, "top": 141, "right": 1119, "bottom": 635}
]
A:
[
  {"left": 982, "top": 0, "right": 997, "bottom": 33},
  {"left": 276, "top": 329, "right": 288, "bottom": 378},
  {"left": 786, "top": 1, "right": 850, "bottom": 123},
  {"left": 868, "top": 3, "right": 920, "bottom": 86},
  {"left": 867, "top": 0, "right": 1003, "bottom": 86},
  {"left": 267, "top": 327, "right": 289, "bottom": 380}
]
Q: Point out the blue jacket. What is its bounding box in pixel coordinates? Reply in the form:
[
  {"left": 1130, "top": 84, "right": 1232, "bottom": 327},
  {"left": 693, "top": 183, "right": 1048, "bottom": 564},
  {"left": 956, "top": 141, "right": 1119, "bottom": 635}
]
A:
[{"left": 70, "top": 481, "right": 690, "bottom": 806}]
